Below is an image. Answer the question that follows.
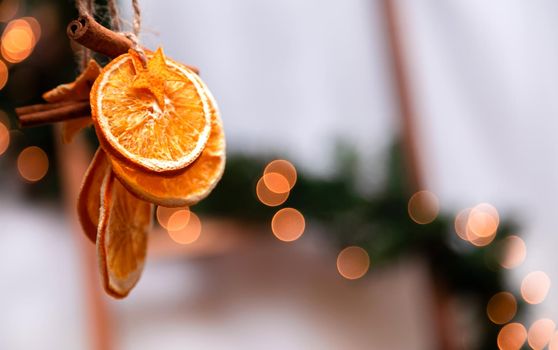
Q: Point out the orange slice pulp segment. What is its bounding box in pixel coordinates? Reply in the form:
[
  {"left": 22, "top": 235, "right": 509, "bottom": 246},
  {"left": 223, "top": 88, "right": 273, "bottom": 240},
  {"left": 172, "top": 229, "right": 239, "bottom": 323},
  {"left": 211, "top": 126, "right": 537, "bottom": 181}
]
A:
[
  {"left": 91, "top": 48, "right": 212, "bottom": 173},
  {"left": 77, "top": 148, "right": 109, "bottom": 243},
  {"left": 107, "top": 71, "right": 225, "bottom": 207},
  {"left": 97, "top": 171, "right": 153, "bottom": 298}
]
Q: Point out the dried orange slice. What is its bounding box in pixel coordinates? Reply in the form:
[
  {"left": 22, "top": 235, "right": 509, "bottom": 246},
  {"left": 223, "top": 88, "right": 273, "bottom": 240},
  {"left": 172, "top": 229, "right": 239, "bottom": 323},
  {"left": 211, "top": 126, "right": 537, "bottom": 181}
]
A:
[
  {"left": 91, "top": 48, "right": 212, "bottom": 173},
  {"left": 77, "top": 148, "right": 109, "bottom": 243},
  {"left": 97, "top": 171, "right": 153, "bottom": 298},
  {"left": 108, "top": 72, "right": 225, "bottom": 207}
]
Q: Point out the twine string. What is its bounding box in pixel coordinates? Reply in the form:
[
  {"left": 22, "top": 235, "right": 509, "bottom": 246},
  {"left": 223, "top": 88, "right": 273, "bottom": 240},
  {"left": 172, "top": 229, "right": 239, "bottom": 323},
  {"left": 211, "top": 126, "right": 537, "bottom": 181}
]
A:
[
  {"left": 107, "top": 0, "right": 121, "bottom": 32},
  {"left": 132, "top": 0, "right": 141, "bottom": 36},
  {"left": 75, "top": 0, "right": 145, "bottom": 67},
  {"left": 75, "top": 0, "right": 95, "bottom": 70}
]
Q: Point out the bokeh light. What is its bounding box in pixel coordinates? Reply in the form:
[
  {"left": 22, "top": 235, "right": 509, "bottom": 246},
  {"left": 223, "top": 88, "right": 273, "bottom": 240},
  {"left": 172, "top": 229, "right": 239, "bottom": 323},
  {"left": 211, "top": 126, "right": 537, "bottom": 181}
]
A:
[
  {"left": 0, "top": 60, "right": 8, "bottom": 90},
  {"left": 0, "top": 0, "right": 19, "bottom": 22},
  {"left": 497, "top": 323, "right": 527, "bottom": 350},
  {"left": 21, "top": 17, "right": 41, "bottom": 40},
  {"left": 467, "top": 203, "right": 499, "bottom": 238},
  {"left": 455, "top": 206, "right": 498, "bottom": 246},
  {"left": 498, "top": 235, "right": 527, "bottom": 269},
  {"left": 256, "top": 176, "right": 289, "bottom": 206},
  {"left": 1, "top": 18, "right": 38, "bottom": 63},
  {"left": 271, "top": 207, "right": 305, "bottom": 242},
  {"left": 264, "top": 159, "right": 297, "bottom": 190},
  {"left": 455, "top": 203, "right": 499, "bottom": 247},
  {"left": 166, "top": 209, "right": 191, "bottom": 232},
  {"left": 467, "top": 230, "right": 497, "bottom": 247},
  {"left": 262, "top": 172, "right": 290, "bottom": 194},
  {"left": 528, "top": 319, "right": 556, "bottom": 350},
  {"left": 0, "top": 110, "right": 10, "bottom": 128},
  {"left": 0, "top": 122, "right": 9, "bottom": 156},
  {"left": 407, "top": 190, "right": 439, "bottom": 224},
  {"left": 548, "top": 331, "right": 558, "bottom": 350},
  {"left": 17, "top": 146, "right": 48, "bottom": 182},
  {"left": 337, "top": 246, "right": 370, "bottom": 280},
  {"left": 454, "top": 208, "right": 472, "bottom": 241},
  {"left": 487, "top": 292, "right": 517, "bottom": 324},
  {"left": 521, "top": 271, "right": 551, "bottom": 304},
  {"left": 156, "top": 206, "right": 182, "bottom": 229},
  {"left": 167, "top": 211, "right": 201, "bottom": 245}
]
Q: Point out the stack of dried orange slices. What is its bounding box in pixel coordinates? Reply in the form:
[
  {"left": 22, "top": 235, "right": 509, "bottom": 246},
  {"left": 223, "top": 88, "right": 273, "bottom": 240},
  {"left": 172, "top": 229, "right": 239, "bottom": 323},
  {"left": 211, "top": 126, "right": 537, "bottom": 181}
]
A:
[{"left": 48, "top": 48, "right": 225, "bottom": 298}]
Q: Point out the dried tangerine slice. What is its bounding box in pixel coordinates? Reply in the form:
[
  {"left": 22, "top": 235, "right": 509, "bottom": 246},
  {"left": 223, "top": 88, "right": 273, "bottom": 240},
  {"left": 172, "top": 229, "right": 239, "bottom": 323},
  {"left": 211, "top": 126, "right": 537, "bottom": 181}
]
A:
[
  {"left": 97, "top": 171, "right": 153, "bottom": 298},
  {"left": 91, "top": 48, "right": 212, "bottom": 173},
  {"left": 108, "top": 73, "right": 225, "bottom": 207},
  {"left": 77, "top": 148, "right": 109, "bottom": 243}
]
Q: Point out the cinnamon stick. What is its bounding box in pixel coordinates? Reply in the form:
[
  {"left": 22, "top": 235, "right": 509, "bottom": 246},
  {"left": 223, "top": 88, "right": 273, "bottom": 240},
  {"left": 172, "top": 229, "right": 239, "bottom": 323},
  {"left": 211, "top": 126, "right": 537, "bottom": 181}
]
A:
[
  {"left": 18, "top": 101, "right": 91, "bottom": 128},
  {"left": 67, "top": 14, "right": 200, "bottom": 74},
  {"left": 15, "top": 100, "right": 79, "bottom": 115},
  {"left": 67, "top": 14, "right": 132, "bottom": 59}
]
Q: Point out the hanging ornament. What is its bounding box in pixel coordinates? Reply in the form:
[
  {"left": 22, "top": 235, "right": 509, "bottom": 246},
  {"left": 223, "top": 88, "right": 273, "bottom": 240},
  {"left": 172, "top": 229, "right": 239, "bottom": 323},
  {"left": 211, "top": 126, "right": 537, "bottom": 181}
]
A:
[{"left": 15, "top": 0, "right": 225, "bottom": 298}]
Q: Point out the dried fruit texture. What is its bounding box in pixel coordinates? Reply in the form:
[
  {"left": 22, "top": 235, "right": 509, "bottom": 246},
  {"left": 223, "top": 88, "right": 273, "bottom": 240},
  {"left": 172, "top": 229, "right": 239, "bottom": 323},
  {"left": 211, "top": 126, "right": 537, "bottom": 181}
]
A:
[
  {"left": 91, "top": 48, "right": 212, "bottom": 173},
  {"left": 77, "top": 149, "right": 109, "bottom": 243},
  {"left": 109, "top": 72, "right": 226, "bottom": 207},
  {"left": 43, "top": 59, "right": 100, "bottom": 143},
  {"left": 43, "top": 60, "right": 100, "bottom": 102},
  {"left": 97, "top": 171, "right": 153, "bottom": 298}
]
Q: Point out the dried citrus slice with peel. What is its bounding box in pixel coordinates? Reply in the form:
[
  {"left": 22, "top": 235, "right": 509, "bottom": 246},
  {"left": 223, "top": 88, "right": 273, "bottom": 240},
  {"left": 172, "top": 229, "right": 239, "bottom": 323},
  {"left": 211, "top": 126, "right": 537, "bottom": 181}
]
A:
[
  {"left": 77, "top": 148, "right": 109, "bottom": 243},
  {"left": 97, "top": 171, "right": 153, "bottom": 298},
  {"left": 108, "top": 72, "right": 225, "bottom": 207},
  {"left": 91, "top": 48, "right": 212, "bottom": 173}
]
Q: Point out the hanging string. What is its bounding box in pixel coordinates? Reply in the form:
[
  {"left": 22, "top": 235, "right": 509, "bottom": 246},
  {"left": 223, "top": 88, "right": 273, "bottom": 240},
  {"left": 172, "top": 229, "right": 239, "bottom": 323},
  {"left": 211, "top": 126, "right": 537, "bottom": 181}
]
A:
[
  {"left": 126, "top": 0, "right": 146, "bottom": 66},
  {"left": 75, "top": 0, "right": 145, "bottom": 68},
  {"left": 131, "top": 0, "right": 142, "bottom": 36},
  {"left": 107, "top": 0, "right": 121, "bottom": 32},
  {"left": 75, "top": 0, "right": 95, "bottom": 71}
]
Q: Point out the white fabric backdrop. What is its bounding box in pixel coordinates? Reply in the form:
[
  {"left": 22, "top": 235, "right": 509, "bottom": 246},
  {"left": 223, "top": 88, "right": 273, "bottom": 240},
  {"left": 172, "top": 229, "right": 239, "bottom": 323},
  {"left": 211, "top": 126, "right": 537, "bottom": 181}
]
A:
[
  {"left": 397, "top": 0, "right": 558, "bottom": 321},
  {"left": 130, "top": 0, "right": 558, "bottom": 323},
  {"left": 135, "top": 0, "right": 558, "bottom": 324}
]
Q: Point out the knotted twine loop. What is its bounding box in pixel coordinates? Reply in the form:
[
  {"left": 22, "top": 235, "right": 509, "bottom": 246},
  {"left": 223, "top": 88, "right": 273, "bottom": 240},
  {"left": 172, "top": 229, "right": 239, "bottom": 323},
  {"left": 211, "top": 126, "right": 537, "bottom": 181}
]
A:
[
  {"left": 75, "top": 0, "right": 146, "bottom": 68},
  {"left": 108, "top": 0, "right": 147, "bottom": 67},
  {"left": 123, "top": 32, "right": 147, "bottom": 67},
  {"left": 125, "top": 0, "right": 147, "bottom": 67}
]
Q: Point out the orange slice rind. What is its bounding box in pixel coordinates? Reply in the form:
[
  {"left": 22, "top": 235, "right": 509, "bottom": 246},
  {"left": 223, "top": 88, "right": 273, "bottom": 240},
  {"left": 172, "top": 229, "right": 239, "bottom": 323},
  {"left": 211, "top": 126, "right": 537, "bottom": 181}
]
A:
[
  {"left": 97, "top": 171, "right": 153, "bottom": 298},
  {"left": 77, "top": 148, "right": 109, "bottom": 243},
  {"left": 107, "top": 71, "right": 225, "bottom": 207},
  {"left": 91, "top": 48, "right": 212, "bottom": 173}
]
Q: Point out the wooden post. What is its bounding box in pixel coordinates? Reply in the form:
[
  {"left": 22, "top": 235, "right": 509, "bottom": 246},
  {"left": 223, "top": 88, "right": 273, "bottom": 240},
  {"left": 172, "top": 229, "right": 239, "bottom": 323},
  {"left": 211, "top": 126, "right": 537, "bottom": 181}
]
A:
[{"left": 381, "top": 1, "right": 457, "bottom": 349}]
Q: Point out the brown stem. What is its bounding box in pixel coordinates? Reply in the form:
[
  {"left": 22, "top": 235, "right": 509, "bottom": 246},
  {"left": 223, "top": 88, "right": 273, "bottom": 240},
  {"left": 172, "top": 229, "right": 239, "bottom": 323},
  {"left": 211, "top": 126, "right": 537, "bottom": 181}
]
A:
[
  {"left": 18, "top": 101, "right": 91, "bottom": 128},
  {"left": 67, "top": 14, "right": 199, "bottom": 74}
]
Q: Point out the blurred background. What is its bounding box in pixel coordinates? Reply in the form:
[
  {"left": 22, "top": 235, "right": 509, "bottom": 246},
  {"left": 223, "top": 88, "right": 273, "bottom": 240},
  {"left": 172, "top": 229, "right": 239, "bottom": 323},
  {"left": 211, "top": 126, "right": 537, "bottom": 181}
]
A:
[{"left": 0, "top": 0, "right": 556, "bottom": 349}]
